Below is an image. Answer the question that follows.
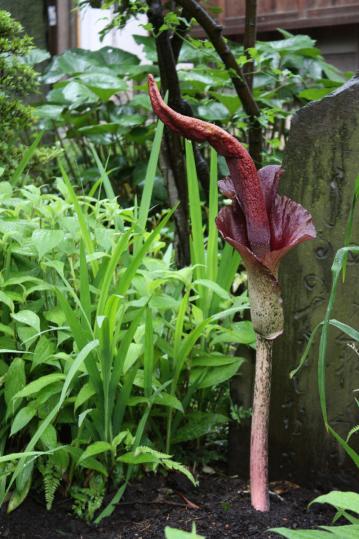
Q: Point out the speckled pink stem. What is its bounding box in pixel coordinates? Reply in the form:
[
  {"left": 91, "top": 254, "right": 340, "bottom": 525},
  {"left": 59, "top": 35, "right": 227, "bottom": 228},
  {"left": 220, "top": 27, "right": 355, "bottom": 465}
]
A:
[{"left": 250, "top": 334, "right": 273, "bottom": 512}]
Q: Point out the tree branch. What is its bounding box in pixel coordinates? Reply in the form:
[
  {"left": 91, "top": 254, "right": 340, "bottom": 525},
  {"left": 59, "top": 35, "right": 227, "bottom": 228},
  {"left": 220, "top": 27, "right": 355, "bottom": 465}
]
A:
[
  {"left": 171, "top": 8, "right": 192, "bottom": 63},
  {"left": 174, "top": 0, "right": 262, "bottom": 166},
  {"left": 243, "top": 0, "right": 257, "bottom": 90},
  {"left": 174, "top": 0, "right": 259, "bottom": 117}
]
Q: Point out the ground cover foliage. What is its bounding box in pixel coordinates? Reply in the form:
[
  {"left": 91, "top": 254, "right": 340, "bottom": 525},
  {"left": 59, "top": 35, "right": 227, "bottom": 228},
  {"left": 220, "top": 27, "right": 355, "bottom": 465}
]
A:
[{"left": 0, "top": 128, "right": 253, "bottom": 520}]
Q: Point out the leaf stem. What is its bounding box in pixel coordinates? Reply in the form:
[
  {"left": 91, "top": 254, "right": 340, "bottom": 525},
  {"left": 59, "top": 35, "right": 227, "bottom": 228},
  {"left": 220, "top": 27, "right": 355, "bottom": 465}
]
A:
[{"left": 250, "top": 333, "right": 272, "bottom": 512}]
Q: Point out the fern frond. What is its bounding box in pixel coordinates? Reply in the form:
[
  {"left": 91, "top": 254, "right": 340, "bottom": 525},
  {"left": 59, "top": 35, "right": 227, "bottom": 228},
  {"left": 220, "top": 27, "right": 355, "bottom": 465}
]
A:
[
  {"left": 347, "top": 424, "right": 359, "bottom": 442},
  {"left": 40, "top": 460, "right": 61, "bottom": 510}
]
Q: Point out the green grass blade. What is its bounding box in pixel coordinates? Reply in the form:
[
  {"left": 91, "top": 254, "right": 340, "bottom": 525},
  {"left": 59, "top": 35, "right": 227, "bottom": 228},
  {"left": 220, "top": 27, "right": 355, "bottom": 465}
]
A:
[
  {"left": 185, "top": 140, "right": 205, "bottom": 280},
  {"left": 144, "top": 307, "right": 154, "bottom": 399},
  {"left": 80, "top": 241, "right": 92, "bottom": 324},
  {"left": 134, "top": 119, "right": 164, "bottom": 254},
  {"left": 99, "top": 316, "right": 112, "bottom": 442},
  {"left": 342, "top": 175, "right": 359, "bottom": 281},
  {"left": 112, "top": 366, "right": 138, "bottom": 437},
  {"left": 89, "top": 145, "right": 116, "bottom": 199},
  {"left": 55, "top": 288, "right": 100, "bottom": 392},
  {"left": 89, "top": 145, "right": 124, "bottom": 232},
  {"left": 96, "top": 229, "right": 132, "bottom": 317},
  {"left": 217, "top": 243, "right": 241, "bottom": 291},
  {"left": 58, "top": 158, "right": 98, "bottom": 276},
  {"left": 111, "top": 308, "right": 145, "bottom": 394},
  {"left": 117, "top": 208, "right": 176, "bottom": 296},
  {"left": 12, "top": 131, "right": 43, "bottom": 185},
  {"left": 207, "top": 148, "right": 218, "bottom": 282},
  {"left": 173, "top": 289, "right": 190, "bottom": 360}
]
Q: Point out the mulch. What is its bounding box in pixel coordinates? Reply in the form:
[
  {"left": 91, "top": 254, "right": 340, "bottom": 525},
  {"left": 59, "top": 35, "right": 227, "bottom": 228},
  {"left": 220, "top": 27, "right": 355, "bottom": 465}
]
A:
[{"left": 0, "top": 472, "right": 335, "bottom": 538}]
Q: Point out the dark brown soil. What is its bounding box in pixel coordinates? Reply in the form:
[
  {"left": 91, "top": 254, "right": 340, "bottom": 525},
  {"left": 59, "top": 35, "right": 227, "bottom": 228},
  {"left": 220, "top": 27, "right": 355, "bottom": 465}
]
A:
[{"left": 0, "top": 474, "right": 334, "bottom": 539}]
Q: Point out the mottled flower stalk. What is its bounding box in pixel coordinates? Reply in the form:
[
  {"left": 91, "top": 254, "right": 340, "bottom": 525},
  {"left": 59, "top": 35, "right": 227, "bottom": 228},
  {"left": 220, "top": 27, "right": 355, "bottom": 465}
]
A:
[{"left": 148, "top": 74, "right": 316, "bottom": 511}]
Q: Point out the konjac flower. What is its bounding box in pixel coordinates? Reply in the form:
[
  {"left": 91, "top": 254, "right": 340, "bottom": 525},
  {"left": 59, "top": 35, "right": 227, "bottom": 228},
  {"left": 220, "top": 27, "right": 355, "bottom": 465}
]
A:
[
  {"left": 148, "top": 73, "right": 316, "bottom": 339},
  {"left": 148, "top": 74, "right": 316, "bottom": 512}
]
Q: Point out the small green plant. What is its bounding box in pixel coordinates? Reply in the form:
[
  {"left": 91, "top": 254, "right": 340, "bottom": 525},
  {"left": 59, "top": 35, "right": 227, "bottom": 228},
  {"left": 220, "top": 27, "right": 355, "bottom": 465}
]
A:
[
  {"left": 165, "top": 523, "right": 205, "bottom": 539},
  {"left": 70, "top": 475, "right": 106, "bottom": 522},
  {"left": 271, "top": 490, "right": 359, "bottom": 538}
]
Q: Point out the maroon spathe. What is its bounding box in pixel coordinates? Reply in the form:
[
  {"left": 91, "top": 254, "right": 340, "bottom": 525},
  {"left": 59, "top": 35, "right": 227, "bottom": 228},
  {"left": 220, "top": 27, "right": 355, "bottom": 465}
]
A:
[{"left": 147, "top": 73, "right": 316, "bottom": 284}]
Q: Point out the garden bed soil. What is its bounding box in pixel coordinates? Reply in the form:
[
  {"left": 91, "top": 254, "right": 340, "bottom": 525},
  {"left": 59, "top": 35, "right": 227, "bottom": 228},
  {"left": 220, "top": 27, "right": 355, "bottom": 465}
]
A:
[{"left": 0, "top": 473, "right": 334, "bottom": 539}]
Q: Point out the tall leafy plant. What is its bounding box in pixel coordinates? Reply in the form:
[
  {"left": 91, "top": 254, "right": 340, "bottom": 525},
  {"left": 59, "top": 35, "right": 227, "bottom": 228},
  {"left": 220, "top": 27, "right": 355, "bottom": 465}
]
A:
[{"left": 0, "top": 119, "right": 252, "bottom": 518}]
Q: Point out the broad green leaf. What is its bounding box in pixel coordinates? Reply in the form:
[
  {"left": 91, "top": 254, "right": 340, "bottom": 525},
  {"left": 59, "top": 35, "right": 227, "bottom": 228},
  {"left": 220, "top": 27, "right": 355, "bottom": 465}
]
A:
[
  {"left": 79, "top": 456, "right": 108, "bottom": 476},
  {"left": 4, "top": 358, "right": 26, "bottom": 415},
  {"left": 191, "top": 354, "right": 239, "bottom": 368},
  {"left": 78, "top": 441, "right": 113, "bottom": 463},
  {"left": 310, "top": 492, "right": 359, "bottom": 515},
  {"left": 165, "top": 525, "right": 205, "bottom": 539},
  {"left": 76, "top": 72, "right": 127, "bottom": 100},
  {"left": 197, "top": 102, "right": 229, "bottom": 121},
  {"left": 0, "top": 291, "right": 14, "bottom": 312},
  {"left": 40, "top": 424, "right": 57, "bottom": 449},
  {"left": 15, "top": 373, "right": 65, "bottom": 399},
  {"left": 35, "top": 104, "right": 64, "bottom": 120},
  {"left": 31, "top": 229, "right": 65, "bottom": 259},
  {"left": 193, "top": 279, "right": 229, "bottom": 300},
  {"left": 31, "top": 336, "right": 56, "bottom": 371},
  {"left": 128, "top": 393, "right": 184, "bottom": 412},
  {"left": 299, "top": 87, "right": 333, "bottom": 101},
  {"left": 270, "top": 529, "right": 337, "bottom": 538},
  {"left": 12, "top": 311, "right": 40, "bottom": 333},
  {"left": 74, "top": 382, "right": 96, "bottom": 410},
  {"left": 172, "top": 412, "right": 228, "bottom": 443},
  {"left": 190, "top": 358, "right": 244, "bottom": 389},
  {"left": 10, "top": 405, "right": 36, "bottom": 436},
  {"left": 320, "top": 525, "right": 359, "bottom": 538}
]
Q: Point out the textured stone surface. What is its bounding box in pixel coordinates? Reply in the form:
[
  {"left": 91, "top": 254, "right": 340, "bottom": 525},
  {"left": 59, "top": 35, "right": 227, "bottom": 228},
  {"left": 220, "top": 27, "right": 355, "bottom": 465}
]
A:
[{"left": 270, "top": 75, "right": 359, "bottom": 487}]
